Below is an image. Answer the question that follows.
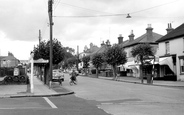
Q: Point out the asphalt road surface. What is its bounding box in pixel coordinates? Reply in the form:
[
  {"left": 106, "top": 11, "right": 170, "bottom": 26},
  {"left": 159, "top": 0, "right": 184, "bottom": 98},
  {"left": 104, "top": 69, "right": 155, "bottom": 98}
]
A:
[
  {"left": 0, "top": 95, "right": 108, "bottom": 115},
  {"left": 63, "top": 74, "right": 184, "bottom": 115},
  {"left": 1, "top": 73, "right": 184, "bottom": 115}
]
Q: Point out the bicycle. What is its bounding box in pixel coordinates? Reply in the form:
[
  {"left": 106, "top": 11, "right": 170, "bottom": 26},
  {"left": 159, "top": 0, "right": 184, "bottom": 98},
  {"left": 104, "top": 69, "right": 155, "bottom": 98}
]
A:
[{"left": 69, "top": 76, "right": 77, "bottom": 85}]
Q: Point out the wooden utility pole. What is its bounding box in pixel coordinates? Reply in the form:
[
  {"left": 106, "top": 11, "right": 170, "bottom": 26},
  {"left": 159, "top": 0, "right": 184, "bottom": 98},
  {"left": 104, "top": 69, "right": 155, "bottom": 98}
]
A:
[
  {"left": 48, "top": 0, "right": 53, "bottom": 86},
  {"left": 39, "top": 29, "right": 41, "bottom": 45},
  {"left": 77, "top": 45, "right": 79, "bottom": 71}
]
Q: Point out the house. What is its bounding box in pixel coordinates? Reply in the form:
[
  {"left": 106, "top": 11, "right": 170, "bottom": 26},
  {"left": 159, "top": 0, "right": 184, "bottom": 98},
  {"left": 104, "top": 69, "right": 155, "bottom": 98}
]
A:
[
  {"left": 119, "top": 24, "right": 163, "bottom": 78},
  {"left": 78, "top": 43, "right": 100, "bottom": 70},
  {"left": 156, "top": 23, "right": 184, "bottom": 81},
  {"left": 0, "top": 52, "right": 19, "bottom": 67}
]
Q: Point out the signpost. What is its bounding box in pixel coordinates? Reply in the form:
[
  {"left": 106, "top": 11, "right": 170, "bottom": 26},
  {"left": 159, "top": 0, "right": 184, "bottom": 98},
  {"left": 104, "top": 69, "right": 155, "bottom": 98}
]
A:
[{"left": 30, "top": 52, "right": 34, "bottom": 93}]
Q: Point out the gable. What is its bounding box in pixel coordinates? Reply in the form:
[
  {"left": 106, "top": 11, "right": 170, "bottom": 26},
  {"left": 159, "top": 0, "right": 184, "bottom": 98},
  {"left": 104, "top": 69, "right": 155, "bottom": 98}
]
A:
[
  {"left": 124, "top": 32, "right": 162, "bottom": 48},
  {"left": 157, "top": 23, "right": 184, "bottom": 42}
]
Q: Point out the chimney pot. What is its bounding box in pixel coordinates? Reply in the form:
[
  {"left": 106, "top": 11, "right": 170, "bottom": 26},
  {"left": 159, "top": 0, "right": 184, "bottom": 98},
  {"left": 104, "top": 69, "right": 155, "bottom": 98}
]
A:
[
  {"left": 128, "top": 30, "right": 135, "bottom": 41},
  {"left": 146, "top": 24, "right": 153, "bottom": 40},
  {"left": 118, "top": 35, "right": 123, "bottom": 44},
  {"left": 101, "top": 41, "right": 105, "bottom": 46},
  {"left": 166, "top": 23, "right": 174, "bottom": 34}
]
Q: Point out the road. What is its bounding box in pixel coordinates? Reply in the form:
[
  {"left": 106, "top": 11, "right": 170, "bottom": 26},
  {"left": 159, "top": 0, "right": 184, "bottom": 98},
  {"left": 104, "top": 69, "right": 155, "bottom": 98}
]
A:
[
  {"left": 0, "top": 95, "right": 108, "bottom": 115},
  {"left": 0, "top": 73, "right": 184, "bottom": 115},
  {"left": 63, "top": 74, "right": 184, "bottom": 115}
]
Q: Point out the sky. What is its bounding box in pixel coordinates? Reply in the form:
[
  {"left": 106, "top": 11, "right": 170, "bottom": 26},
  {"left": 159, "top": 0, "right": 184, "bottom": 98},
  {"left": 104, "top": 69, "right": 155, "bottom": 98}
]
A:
[{"left": 0, "top": 0, "right": 184, "bottom": 60}]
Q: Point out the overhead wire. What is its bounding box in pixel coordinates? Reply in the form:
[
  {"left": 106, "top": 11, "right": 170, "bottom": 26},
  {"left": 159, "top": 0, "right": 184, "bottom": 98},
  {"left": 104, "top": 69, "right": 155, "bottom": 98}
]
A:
[
  {"left": 130, "top": 0, "right": 180, "bottom": 14},
  {"left": 58, "top": 2, "right": 114, "bottom": 14},
  {"left": 41, "top": 0, "right": 50, "bottom": 40},
  {"left": 53, "top": 0, "right": 61, "bottom": 11},
  {"left": 53, "top": 0, "right": 180, "bottom": 18}
]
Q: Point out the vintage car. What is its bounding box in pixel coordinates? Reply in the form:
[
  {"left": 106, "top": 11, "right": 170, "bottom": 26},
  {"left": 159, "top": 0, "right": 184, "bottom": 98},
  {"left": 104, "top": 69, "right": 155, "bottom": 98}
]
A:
[{"left": 52, "top": 69, "right": 64, "bottom": 85}]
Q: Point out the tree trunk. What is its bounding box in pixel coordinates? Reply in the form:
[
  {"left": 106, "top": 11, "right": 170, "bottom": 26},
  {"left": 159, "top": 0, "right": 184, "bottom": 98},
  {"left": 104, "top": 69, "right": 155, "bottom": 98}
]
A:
[
  {"left": 96, "top": 68, "right": 99, "bottom": 78},
  {"left": 140, "top": 64, "right": 143, "bottom": 83},
  {"left": 112, "top": 65, "right": 117, "bottom": 80}
]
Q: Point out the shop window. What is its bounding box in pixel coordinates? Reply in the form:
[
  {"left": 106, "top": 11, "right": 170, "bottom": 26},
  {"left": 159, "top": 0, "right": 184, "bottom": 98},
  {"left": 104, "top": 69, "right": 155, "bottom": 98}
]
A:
[
  {"left": 165, "top": 42, "right": 170, "bottom": 54},
  {"left": 179, "top": 58, "right": 184, "bottom": 74},
  {"left": 183, "top": 38, "right": 184, "bottom": 52}
]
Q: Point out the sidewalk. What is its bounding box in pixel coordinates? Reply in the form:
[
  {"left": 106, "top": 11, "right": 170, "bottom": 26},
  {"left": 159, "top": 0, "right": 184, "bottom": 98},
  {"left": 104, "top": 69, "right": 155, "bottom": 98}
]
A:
[
  {"left": 0, "top": 75, "right": 74, "bottom": 98},
  {"left": 85, "top": 74, "right": 184, "bottom": 87}
]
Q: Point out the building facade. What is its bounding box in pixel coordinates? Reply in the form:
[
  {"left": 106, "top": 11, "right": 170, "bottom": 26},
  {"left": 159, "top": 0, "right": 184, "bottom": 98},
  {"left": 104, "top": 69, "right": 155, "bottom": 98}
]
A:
[
  {"left": 119, "top": 24, "right": 163, "bottom": 78},
  {"left": 156, "top": 23, "right": 184, "bottom": 81}
]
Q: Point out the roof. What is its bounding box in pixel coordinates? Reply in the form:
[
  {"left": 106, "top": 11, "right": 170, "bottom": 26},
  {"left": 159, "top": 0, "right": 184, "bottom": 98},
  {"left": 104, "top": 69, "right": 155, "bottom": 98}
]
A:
[
  {"left": 156, "top": 23, "right": 184, "bottom": 42},
  {"left": 0, "top": 56, "right": 18, "bottom": 61},
  {"left": 119, "top": 40, "right": 129, "bottom": 48},
  {"left": 124, "top": 32, "right": 163, "bottom": 47},
  {"left": 91, "top": 45, "right": 109, "bottom": 55},
  {"left": 0, "top": 56, "right": 6, "bottom": 60}
]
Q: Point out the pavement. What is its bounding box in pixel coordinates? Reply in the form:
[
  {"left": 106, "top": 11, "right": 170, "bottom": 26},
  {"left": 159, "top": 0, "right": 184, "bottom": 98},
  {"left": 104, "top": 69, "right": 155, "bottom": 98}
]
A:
[
  {"left": 85, "top": 74, "right": 184, "bottom": 87},
  {"left": 0, "top": 74, "right": 74, "bottom": 98},
  {"left": 0, "top": 73, "right": 184, "bottom": 98}
]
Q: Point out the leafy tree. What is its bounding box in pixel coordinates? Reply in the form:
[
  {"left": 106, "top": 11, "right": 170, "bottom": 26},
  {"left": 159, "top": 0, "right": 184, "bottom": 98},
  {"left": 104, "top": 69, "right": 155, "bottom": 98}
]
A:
[
  {"left": 33, "top": 38, "right": 65, "bottom": 84},
  {"left": 33, "top": 40, "right": 48, "bottom": 60},
  {"left": 131, "top": 43, "right": 154, "bottom": 83},
  {"left": 104, "top": 44, "right": 127, "bottom": 80},
  {"left": 92, "top": 53, "right": 104, "bottom": 77},
  {"left": 61, "top": 47, "right": 75, "bottom": 70},
  {"left": 82, "top": 55, "right": 90, "bottom": 75},
  {"left": 33, "top": 39, "right": 65, "bottom": 64},
  {"left": 67, "top": 57, "right": 78, "bottom": 68}
]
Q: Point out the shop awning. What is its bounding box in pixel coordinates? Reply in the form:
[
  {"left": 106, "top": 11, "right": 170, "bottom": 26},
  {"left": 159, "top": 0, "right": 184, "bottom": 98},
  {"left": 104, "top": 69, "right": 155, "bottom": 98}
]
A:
[
  {"left": 34, "top": 58, "right": 49, "bottom": 64},
  {"left": 159, "top": 57, "right": 175, "bottom": 73},
  {"left": 123, "top": 61, "right": 139, "bottom": 70}
]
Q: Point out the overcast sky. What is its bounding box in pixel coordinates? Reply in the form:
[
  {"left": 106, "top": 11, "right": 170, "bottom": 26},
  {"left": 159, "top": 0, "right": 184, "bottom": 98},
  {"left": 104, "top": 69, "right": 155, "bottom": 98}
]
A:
[{"left": 0, "top": 0, "right": 184, "bottom": 60}]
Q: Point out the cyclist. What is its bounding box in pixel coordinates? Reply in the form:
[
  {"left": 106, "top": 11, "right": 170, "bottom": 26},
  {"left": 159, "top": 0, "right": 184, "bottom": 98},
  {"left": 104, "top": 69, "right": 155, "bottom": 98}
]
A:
[{"left": 70, "top": 69, "right": 77, "bottom": 85}]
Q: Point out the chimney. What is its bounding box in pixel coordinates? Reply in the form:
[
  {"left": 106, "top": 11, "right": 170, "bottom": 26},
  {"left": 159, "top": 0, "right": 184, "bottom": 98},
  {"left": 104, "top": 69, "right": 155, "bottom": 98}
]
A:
[
  {"left": 118, "top": 34, "right": 123, "bottom": 44},
  {"left": 146, "top": 24, "right": 153, "bottom": 41},
  {"left": 128, "top": 30, "right": 135, "bottom": 41},
  {"left": 166, "top": 23, "right": 174, "bottom": 34},
  {"left": 101, "top": 41, "right": 105, "bottom": 47},
  {"left": 106, "top": 40, "right": 111, "bottom": 47}
]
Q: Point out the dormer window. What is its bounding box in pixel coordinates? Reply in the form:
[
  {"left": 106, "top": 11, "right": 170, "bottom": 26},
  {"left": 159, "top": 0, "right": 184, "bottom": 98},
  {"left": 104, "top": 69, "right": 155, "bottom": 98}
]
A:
[{"left": 165, "top": 42, "right": 170, "bottom": 54}]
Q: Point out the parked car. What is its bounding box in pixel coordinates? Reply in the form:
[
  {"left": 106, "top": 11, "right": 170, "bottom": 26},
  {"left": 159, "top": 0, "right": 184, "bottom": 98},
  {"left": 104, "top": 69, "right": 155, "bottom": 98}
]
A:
[{"left": 52, "top": 69, "right": 64, "bottom": 83}]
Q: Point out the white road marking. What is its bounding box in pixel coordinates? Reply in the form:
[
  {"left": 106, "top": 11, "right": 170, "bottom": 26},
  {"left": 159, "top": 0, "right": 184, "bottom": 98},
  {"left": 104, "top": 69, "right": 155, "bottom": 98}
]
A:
[
  {"left": 43, "top": 97, "right": 57, "bottom": 108},
  {"left": 101, "top": 103, "right": 113, "bottom": 105}
]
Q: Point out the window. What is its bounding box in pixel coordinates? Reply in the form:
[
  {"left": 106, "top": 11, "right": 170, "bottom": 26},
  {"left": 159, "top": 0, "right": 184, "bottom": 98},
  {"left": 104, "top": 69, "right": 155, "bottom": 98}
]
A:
[
  {"left": 165, "top": 42, "right": 170, "bottom": 54},
  {"left": 183, "top": 38, "right": 184, "bottom": 51},
  {"left": 179, "top": 58, "right": 184, "bottom": 74}
]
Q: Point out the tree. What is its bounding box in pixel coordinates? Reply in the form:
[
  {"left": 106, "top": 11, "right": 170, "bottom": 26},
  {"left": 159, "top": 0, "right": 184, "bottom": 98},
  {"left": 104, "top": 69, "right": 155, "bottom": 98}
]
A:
[
  {"left": 92, "top": 53, "right": 104, "bottom": 77},
  {"left": 82, "top": 55, "right": 90, "bottom": 75},
  {"left": 61, "top": 47, "right": 75, "bottom": 70},
  {"left": 104, "top": 44, "right": 127, "bottom": 80},
  {"left": 34, "top": 38, "right": 65, "bottom": 64},
  {"left": 33, "top": 38, "right": 65, "bottom": 84},
  {"left": 67, "top": 57, "right": 78, "bottom": 68},
  {"left": 131, "top": 43, "right": 154, "bottom": 83}
]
